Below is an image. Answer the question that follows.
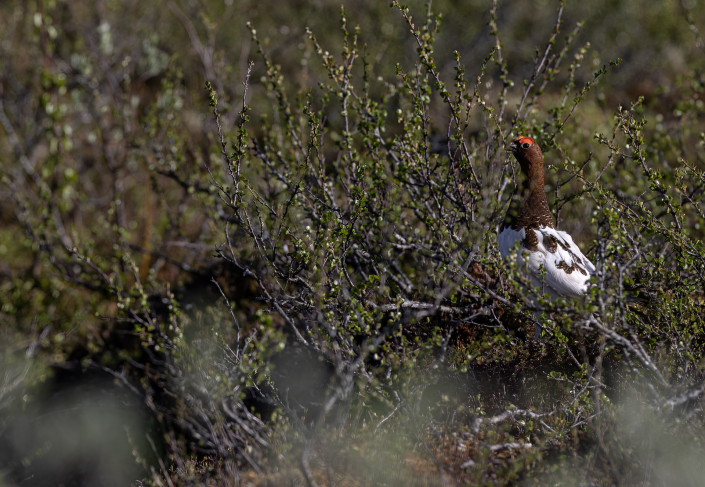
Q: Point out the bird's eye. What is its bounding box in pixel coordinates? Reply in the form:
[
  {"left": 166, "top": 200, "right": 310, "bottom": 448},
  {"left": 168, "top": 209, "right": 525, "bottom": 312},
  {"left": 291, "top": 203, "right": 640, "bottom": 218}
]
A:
[{"left": 521, "top": 142, "right": 531, "bottom": 149}]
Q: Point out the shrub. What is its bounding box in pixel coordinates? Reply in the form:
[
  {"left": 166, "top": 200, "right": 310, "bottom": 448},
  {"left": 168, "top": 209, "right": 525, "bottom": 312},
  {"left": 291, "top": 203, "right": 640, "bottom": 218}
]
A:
[{"left": 3, "top": 0, "right": 705, "bottom": 485}]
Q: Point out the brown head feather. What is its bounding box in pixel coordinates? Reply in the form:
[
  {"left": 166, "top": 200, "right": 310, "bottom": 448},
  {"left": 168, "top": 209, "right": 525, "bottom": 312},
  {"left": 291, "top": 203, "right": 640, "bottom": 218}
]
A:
[
  {"left": 503, "top": 136, "right": 554, "bottom": 239},
  {"left": 508, "top": 137, "right": 544, "bottom": 184}
]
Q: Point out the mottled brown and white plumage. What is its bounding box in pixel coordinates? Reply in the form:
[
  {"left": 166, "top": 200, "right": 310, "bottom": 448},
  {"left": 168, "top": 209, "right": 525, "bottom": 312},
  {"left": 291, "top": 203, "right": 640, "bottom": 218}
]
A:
[{"left": 498, "top": 136, "right": 594, "bottom": 300}]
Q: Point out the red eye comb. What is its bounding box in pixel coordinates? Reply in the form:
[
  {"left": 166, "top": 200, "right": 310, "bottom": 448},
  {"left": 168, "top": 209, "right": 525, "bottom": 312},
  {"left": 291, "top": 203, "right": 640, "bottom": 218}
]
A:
[{"left": 514, "top": 136, "right": 534, "bottom": 145}]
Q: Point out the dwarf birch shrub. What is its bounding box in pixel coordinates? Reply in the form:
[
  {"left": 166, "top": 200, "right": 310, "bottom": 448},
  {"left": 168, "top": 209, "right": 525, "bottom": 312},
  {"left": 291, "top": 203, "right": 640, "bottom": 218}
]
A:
[{"left": 4, "top": 0, "right": 705, "bottom": 485}]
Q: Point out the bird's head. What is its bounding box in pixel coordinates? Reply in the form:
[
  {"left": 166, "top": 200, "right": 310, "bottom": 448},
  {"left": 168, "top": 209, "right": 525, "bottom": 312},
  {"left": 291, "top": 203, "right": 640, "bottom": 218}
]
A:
[{"left": 507, "top": 136, "right": 544, "bottom": 179}]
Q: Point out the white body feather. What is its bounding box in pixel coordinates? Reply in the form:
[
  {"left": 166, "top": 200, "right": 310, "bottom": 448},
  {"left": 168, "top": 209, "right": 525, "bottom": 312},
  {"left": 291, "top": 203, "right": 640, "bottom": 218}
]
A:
[{"left": 498, "top": 225, "right": 594, "bottom": 298}]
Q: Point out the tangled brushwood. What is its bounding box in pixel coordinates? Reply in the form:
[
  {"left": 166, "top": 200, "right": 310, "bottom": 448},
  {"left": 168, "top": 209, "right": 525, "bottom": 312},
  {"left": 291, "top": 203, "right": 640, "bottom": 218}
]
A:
[{"left": 3, "top": 0, "right": 705, "bottom": 485}]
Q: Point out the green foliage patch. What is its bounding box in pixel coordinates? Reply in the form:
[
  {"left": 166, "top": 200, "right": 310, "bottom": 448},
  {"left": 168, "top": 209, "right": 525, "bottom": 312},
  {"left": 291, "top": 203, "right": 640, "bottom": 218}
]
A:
[{"left": 3, "top": 0, "right": 705, "bottom": 485}]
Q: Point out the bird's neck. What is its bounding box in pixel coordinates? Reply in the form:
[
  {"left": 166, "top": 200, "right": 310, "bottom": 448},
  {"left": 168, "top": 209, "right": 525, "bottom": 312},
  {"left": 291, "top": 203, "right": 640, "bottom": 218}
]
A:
[{"left": 503, "top": 173, "right": 554, "bottom": 230}]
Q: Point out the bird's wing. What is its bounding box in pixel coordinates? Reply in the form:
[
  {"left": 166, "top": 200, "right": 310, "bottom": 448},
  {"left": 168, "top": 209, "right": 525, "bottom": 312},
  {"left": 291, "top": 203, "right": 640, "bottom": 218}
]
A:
[
  {"left": 533, "top": 226, "right": 594, "bottom": 298},
  {"left": 498, "top": 225, "right": 595, "bottom": 298}
]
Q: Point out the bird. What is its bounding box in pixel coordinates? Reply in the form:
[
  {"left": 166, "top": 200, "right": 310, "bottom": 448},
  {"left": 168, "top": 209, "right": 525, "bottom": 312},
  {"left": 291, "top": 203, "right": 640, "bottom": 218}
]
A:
[{"left": 498, "top": 136, "right": 595, "bottom": 335}]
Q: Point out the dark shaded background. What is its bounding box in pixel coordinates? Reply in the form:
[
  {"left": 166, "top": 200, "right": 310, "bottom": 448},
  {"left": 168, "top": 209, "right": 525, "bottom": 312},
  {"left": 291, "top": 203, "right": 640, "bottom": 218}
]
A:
[{"left": 2, "top": 0, "right": 705, "bottom": 485}]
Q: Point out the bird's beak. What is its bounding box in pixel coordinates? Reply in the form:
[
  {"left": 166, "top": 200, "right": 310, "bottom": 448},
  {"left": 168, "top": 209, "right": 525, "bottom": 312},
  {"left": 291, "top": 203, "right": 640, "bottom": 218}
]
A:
[{"left": 507, "top": 141, "right": 517, "bottom": 153}]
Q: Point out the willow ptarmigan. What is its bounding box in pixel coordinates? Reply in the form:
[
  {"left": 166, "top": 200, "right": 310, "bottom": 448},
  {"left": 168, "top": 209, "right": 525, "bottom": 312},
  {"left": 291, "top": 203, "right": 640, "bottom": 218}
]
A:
[{"left": 499, "top": 136, "right": 595, "bottom": 301}]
